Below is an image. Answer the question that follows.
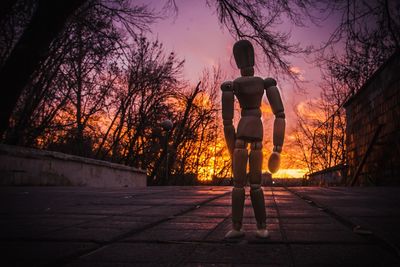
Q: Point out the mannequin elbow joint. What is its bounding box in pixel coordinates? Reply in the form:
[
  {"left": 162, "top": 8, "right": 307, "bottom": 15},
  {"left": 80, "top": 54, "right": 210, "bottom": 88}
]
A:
[{"left": 275, "top": 111, "right": 285, "bottom": 118}]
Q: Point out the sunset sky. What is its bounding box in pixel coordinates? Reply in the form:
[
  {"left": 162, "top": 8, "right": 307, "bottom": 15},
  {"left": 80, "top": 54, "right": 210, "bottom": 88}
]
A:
[
  {"left": 141, "top": 0, "right": 343, "bottom": 177},
  {"left": 143, "top": 0, "right": 341, "bottom": 119}
]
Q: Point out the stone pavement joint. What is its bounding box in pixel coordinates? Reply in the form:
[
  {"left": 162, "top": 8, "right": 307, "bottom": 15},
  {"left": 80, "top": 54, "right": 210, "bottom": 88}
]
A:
[
  {"left": 271, "top": 187, "right": 296, "bottom": 267},
  {"left": 57, "top": 188, "right": 230, "bottom": 266},
  {"left": 1, "top": 186, "right": 400, "bottom": 266},
  {"left": 287, "top": 187, "right": 400, "bottom": 259}
]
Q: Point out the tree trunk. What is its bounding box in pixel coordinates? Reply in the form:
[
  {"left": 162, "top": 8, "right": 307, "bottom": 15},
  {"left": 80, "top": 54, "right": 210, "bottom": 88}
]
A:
[{"left": 0, "top": 0, "right": 88, "bottom": 137}]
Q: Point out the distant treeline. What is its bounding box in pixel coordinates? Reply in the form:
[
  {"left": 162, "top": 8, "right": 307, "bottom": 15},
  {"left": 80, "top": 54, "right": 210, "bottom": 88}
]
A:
[{"left": 0, "top": 0, "right": 231, "bottom": 185}]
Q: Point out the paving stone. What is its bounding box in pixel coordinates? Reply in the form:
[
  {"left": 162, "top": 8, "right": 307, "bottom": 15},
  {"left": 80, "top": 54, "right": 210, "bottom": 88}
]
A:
[
  {"left": 186, "top": 206, "right": 231, "bottom": 217},
  {"left": 242, "top": 223, "right": 280, "bottom": 231},
  {"left": 50, "top": 205, "right": 149, "bottom": 216},
  {"left": 125, "top": 228, "right": 211, "bottom": 241},
  {"left": 331, "top": 206, "right": 400, "bottom": 217},
  {"left": 75, "top": 242, "right": 195, "bottom": 264},
  {"left": 277, "top": 210, "right": 325, "bottom": 217},
  {"left": 205, "top": 220, "right": 283, "bottom": 242},
  {"left": 232, "top": 264, "right": 285, "bottom": 267},
  {"left": 244, "top": 208, "right": 278, "bottom": 218},
  {"left": 290, "top": 187, "right": 400, "bottom": 250},
  {"left": 358, "top": 217, "right": 400, "bottom": 247},
  {"left": 156, "top": 221, "right": 219, "bottom": 230},
  {"left": 183, "top": 263, "right": 233, "bottom": 267},
  {"left": 104, "top": 215, "right": 164, "bottom": 223},
  {"left": 282, "top": 223, "right": 348, "bottom": 231},
  {"left": 280, "top": 217, "right": 334, "bottom": 224},
  {"left": 291, "top": 244, "right": 400, "bottom": 267},
  {"left": 0, "top": 224, "right": 60, "bottom": 240},
  {"left": 42, "top": 226, "right": 132, "bottom": 242},
  {"left": 207, "top": 198, "right": 231, "bottom": 206},
  {"left": 285, "top": 229, "right": 368, "bottom": 243},
  {"left": 1, "top": 241, "right": 97, "bottom": 266},
  {"left": 187, "top": 244, "right": 291, "bottom": 265},
  {"left": 67, "top": 262, "right": 153, "bottom": 267},
  {"left": 128, "top": 205, "right": 193, "bottom": 216},
  {"left": 170, "top": 216, "right": 225, "bottom": 223},
  {"left": 78, "top": 220, "right": 148, "bottom": 230},
  {"left": 1, "top": 186, "right": 400, "bottom": 266},
  {"left": 32, "top": 214, "right": 108, "bottom": 226}
]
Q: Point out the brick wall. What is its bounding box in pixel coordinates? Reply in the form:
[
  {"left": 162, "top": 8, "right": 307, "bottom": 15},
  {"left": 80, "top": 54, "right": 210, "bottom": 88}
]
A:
[{"left": 344, "top": 52, "right": 400, "bottom": 185}]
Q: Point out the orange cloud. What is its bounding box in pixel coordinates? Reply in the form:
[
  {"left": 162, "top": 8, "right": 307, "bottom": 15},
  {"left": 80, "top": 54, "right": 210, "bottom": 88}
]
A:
[
  {"left": 290, "top": 66, "right": 305, "bottom": 81},
  {"left": 296, "top": 98, "right": 325, "bottom": 121}
]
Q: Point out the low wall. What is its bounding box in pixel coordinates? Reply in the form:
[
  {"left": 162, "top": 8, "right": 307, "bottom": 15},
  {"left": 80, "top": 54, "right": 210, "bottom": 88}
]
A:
[
  {"left": 0, "top": 144, "right": 146, "bottom": 187},
  {"left": 307, "top": 164, "right": 348, "bottom": 186}
]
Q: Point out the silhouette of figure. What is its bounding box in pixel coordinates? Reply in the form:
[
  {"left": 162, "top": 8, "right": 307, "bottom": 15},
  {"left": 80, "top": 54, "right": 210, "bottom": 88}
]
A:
[{"left": 221, "top": 40, "right": 285, "bottom": 238}]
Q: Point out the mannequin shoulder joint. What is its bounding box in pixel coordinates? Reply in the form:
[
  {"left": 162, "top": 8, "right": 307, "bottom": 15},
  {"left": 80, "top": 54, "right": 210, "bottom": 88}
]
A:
[
  {"left": 221, "top": 81, "right": 233, "bottom": 91},
  {"left": 264, "top": 78, "right": 277, "bottom": 89}
]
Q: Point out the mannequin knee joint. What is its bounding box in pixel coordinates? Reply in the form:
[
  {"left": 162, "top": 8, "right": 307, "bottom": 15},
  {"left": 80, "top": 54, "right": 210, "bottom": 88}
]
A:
[
  {"left": 250, "top": 184, "right": 261, "bottom": 190},
  {"left": 234, "top": 182, "right": 245, "bottom": 189}
]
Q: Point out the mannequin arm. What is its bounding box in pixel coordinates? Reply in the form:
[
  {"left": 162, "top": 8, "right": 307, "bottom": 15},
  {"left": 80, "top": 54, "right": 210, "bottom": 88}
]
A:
[
  {"left": 265, "top": 78, "right": 285, "bottom": 172},
  {"left": 221, "top": 81, "right": 236, "bottom": 156}
]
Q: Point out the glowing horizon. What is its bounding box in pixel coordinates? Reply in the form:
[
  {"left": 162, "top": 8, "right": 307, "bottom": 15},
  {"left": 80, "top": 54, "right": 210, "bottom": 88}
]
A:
[{"left": 269, "top": 168, "right": 308, "bottom": 179}]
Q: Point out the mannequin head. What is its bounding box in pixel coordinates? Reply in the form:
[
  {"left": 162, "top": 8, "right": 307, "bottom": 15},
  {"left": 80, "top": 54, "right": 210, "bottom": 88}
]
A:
[{"left": 233, "top": 40, "right": 254, "bottom": 76}]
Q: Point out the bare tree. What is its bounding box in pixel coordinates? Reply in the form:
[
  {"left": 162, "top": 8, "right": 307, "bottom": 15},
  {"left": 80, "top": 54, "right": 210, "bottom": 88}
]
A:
[
  {"left": 149, "top": 67, "right": 233, "bottom": 185},
  {"left": 49, "top": 6, "right": 124, "bottom": 156},
  {"left": 0, "top": 0, "right": 158, "bottom": 139},
  {"left": 318, "top": 0, "right": 400, "bottom": 95},
  {"left": 96, "top": 37, "right": 184, "bottom": 167},
  {"left": 0, "top": 0, "right": 89, "bottom": 137},
  {"left": 0, "top": 0, "right": 36, "bottom": 67},
  {"left": 4, "top": 33, "right": 74, "bottom": 146},
  {"left": 3, "top": 0, "right": 159, "bottom": 146},
  {"left": 293, "top": 0, "right": 400, "bottom": 175}
]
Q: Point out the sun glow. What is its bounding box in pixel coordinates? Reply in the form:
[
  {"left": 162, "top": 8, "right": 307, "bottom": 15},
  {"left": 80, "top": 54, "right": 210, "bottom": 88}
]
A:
[
  {"left": 193, "top": 126, "right": 310, "bottom": 182},
  {"left": 196, "top": 138, "right": 231, "bottom": 182},
  {"left": 197, "top": 165, "right": 216, "bottom": 182},
  {"left": 271, "top": 168, "right": 308, "bottom": 178}
]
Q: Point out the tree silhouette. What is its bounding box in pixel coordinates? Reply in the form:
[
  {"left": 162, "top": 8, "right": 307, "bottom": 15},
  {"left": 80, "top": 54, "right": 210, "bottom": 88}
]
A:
[{"left": 0, "top": 0, "right": 88, "bottom": 137}]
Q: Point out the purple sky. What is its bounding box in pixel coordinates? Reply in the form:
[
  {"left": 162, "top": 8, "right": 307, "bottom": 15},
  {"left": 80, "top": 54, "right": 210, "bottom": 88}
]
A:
[{"left": 142, "top": 0, "right": 340, "bottom": 132}]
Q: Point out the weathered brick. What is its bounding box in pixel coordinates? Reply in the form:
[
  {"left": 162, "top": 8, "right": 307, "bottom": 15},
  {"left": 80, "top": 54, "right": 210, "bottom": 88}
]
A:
[{"left": 344, "top": 52, "right": 400, "bottom": 185}]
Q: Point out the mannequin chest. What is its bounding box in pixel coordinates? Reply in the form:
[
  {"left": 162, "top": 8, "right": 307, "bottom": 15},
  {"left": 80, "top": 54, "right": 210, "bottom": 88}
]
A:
[{"left": 233, "top": 76, "right": 264, "bottom": 109}]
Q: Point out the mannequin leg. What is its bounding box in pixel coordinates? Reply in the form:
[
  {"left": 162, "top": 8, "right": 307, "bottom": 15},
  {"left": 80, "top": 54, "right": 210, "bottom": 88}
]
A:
[
  {"left": 231, "top": 187, "right": 245, "bottom": 230},
  {"left": 225, "top": 139, "right": 247, "bottom": 238},
  {"left": 249, "top": 142, "right": 269, "bottom": 238}
]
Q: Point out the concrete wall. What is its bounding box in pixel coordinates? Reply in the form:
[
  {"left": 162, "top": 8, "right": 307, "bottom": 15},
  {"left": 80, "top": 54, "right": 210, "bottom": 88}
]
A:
[
  {"left": 0, "top": 144, "right": 146, "bottom": 187},
  {"left": 307, "top": 164, "right": 347, "bottom": 186},
  {"left": 344, "top": 52, "right": 400, "bottom": 185},
  {"left": 308, "top": 171, "right": 343, "bottom": 186}
]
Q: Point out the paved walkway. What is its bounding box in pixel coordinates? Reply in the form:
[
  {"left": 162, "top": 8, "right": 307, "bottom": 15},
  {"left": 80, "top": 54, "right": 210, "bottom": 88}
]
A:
[{"left": 1, "top": 186, "right": 400, "bottom": 266}]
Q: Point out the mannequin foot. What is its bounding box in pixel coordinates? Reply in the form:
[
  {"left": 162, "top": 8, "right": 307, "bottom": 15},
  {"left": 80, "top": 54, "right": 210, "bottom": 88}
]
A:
[
  {"left": 255, "top": 228, "right": 270, "bottom": 239},
  {"left": 225, "top": 229, "right": 245, "bottom": 239}
]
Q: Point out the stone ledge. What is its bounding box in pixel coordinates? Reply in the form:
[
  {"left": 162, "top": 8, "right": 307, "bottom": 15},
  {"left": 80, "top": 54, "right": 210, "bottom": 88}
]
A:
[
  {"left": 0, "top": 144, "right": 145, "bottom": 173},
  {"left": 0, "top": 144, "right": 146, "bottom": 187}
]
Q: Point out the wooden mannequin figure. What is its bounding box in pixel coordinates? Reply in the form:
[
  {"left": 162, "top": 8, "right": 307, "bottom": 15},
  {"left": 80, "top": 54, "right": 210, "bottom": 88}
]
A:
[{"left": 221, "top": 40, "right": 285, "bottom": 239}]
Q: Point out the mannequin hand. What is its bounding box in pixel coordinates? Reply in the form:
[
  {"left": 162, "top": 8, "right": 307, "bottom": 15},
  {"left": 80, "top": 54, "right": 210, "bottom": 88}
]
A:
[{"left": 268, "top": 152, "right": 281, "bottom": 174}]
